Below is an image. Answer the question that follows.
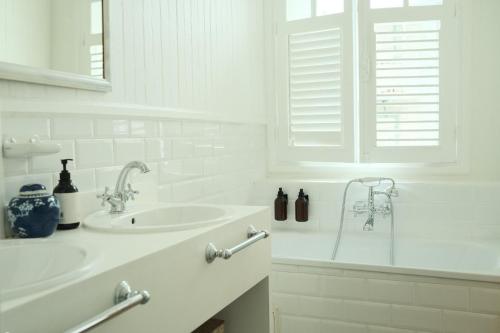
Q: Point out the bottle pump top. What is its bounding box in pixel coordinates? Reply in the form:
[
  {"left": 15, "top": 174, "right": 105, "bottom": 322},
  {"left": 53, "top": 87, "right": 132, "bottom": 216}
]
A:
[
  {"left": 298, "top": 188, "right": 309, "bottom": 200},
  {"left": 278, "top": 187, "right": 288, "bottom": 200},
  {"left": 59, "top": 159, "right": 73, "bottom": 183}
]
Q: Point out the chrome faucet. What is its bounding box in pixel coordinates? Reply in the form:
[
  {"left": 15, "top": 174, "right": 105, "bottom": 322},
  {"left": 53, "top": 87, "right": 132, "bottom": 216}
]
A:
[
  {"left": 333, "top": 177, "right": 398, "bottom": 265},
  {"left": 351, "top": 177, "right": 398, "bottom": 231},
  {"left": 97, "top": 161, "right": 151, "bottom": 213}
]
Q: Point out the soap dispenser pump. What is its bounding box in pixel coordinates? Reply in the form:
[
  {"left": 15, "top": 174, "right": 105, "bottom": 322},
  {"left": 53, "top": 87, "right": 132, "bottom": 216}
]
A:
[
  {"left": 53, "top": 159, "right": 81, "bottom": 230},
  {"left": 274, "top": 187, "right": 288, "bottom": 221},
  {"left": 295, "top": 188, "right": 309, "bottom": 222}
]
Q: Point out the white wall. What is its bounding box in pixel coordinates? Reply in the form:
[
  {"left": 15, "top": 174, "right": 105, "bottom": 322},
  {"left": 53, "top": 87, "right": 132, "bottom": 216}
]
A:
[
  {"left": 461, "top": 0, "right": 500, "bottom": 181},
  {"left": 0, "top": 0, "right": 266, "bottom": 124},
  {"left": 2, "top": 114, "right": 267, "bottom": 206}
]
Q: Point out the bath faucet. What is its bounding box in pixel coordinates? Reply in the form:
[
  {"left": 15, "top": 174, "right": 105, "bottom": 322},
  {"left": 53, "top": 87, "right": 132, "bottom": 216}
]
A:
[
  {"left": 351, "top": 177, "right": 397, "bottom": 231},
  {"left": 333, "top": 177, "right": 397, "bottom": 265},
  {"left": 97, "top": 161, "right": 151, "bottom": 213}
]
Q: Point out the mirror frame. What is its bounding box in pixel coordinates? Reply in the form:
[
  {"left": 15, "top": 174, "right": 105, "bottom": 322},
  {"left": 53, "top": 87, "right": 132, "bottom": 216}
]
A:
[{"left": 0, "top": 0, "right": 111, "bottom": 92}]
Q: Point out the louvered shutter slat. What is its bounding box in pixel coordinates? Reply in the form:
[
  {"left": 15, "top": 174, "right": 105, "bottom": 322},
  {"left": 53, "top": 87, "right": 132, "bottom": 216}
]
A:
[
  {"left": 374, "top": 20, "right": 441, "bottom": 148},
  {"left": 289, "top": 28, "right": 343, "bottom": 147}
]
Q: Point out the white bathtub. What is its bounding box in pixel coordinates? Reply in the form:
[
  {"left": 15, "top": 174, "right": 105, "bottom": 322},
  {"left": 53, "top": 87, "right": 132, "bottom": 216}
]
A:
[
  {"left": 272, "top": 230, "right": 500, "bottom": 282},
  {"left": 271, "top": 230, "right": 500, "bottom": 333}
]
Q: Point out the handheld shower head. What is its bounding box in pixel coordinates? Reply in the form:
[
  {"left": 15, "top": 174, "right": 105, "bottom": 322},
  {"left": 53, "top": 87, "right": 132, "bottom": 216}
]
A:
[
  {"left": 356, "top": 177, "right": 383, "bottom": 187},
  {"left": 353, "top": 177, "right": 398, "bottom": 197}
]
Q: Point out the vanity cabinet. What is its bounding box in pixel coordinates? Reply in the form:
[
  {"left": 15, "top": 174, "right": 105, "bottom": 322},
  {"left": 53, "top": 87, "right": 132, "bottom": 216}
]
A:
[{"left": 1, "top": 206, "right": 271, "bottom": 333}]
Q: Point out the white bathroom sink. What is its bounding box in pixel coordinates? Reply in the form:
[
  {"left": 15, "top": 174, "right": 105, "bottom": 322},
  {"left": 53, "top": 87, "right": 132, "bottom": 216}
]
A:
[
  {"left": 83, "top": 203, "right": 231, "bottom": 233},
  {"left": 0, "top": 241, "right": 89, "bottom": 301}
]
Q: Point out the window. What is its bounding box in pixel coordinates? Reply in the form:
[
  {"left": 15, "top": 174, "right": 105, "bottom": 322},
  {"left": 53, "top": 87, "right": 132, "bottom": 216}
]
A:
[{"left": 273, "top": 0, "right": 459, "bottom": 165}]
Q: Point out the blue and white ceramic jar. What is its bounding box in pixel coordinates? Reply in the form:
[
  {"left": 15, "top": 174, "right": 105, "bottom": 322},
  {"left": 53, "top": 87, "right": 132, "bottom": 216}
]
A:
[{"left": 7, "top": 184, "right": 60, "bottom": 238}]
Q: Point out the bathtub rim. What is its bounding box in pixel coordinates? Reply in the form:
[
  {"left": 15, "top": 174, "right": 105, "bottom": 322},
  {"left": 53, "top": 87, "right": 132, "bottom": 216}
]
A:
[{"left": 272, "top": 256, "right": 500, "bottom": 284}]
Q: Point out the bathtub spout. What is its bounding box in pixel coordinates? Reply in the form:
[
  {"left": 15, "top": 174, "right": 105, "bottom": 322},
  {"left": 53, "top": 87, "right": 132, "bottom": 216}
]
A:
[{"left": 364, "top": 216, "right": 374, "bottom": 231}]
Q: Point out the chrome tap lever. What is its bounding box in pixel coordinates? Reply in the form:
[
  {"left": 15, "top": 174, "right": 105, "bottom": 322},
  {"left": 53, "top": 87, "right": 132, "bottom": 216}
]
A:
[
  {"left": 376, "top": 202, "right": 391, "bottom": 217},
  {"left": 125, "top": 183, "right": 139, "bottom": 201},
  {"left": 97, "top": 187, "right": 112, "bottom": 207},
  {"left": 352, "top": 201, "right": 368, "bottom": 216},
  {"left": 97, "top": 187, "right": 124, "bottom": 212}
]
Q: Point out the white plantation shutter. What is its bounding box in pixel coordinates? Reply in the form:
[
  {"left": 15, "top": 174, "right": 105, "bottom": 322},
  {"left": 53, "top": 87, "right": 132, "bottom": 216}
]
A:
[
  {"left": 288, "top": 28, "right": 342, "bottom": 147},
  {"left": 275, "top": 0, "right": 354, "bottom": 163},
  {"left": 375, "top": 20, "right": 440, "bottom": 147},
  {"left": 360, "top": 1, "right": 459, "bottom": 163},
  {"left": 271, "top": 0, "right": 460, "bottom": 166}
]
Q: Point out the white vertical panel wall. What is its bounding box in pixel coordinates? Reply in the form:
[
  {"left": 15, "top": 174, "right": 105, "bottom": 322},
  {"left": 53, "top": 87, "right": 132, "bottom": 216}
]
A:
[{"left": 0, "top": 0, "right": 266, "bottom": 124}]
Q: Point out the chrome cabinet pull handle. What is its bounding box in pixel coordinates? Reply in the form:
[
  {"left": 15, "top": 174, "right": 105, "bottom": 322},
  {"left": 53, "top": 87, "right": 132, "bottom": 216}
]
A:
[
  {"left": 205, "top": 225, "right": 269, "bottom": 263},
  {"left": 64, "top": 281, "right": 150, "bottom": 333}
]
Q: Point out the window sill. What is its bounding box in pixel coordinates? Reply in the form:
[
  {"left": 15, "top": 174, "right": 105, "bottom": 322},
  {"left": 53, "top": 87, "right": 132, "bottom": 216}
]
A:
[{"left": 268, "top": 160, "right": 470, "bottom": 180}]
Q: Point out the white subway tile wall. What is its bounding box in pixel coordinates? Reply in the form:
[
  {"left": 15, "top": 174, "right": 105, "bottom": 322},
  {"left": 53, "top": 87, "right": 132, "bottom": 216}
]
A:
[
  {"left": 2, "top": 114, "right": 267, "bottom": 205},
  {"left": 250, "top": 180, "right": 500, "bottom": 240},
  {"left": 255, "top": 180, "right": 500, "bottom": 333},
  {"left": 272, "top": 264, "right": 500, "bottom": 333}
]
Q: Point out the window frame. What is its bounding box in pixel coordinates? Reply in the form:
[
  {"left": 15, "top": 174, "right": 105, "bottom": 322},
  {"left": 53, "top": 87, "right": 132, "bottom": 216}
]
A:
[{"left": 268, "top": 0, "right": 464, "bottom": 172}]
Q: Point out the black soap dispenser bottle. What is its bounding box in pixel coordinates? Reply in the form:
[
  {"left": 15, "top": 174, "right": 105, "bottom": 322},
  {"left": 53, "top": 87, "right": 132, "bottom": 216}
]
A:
[
  {"left": 295, "top": 188, "right": 309, "bottom": 222},
  {"left": 274, "top": 187, "right": 288, "bottom": 221},
  {"left": 53, "top": 159, "right": 81, "bottom": 230}
]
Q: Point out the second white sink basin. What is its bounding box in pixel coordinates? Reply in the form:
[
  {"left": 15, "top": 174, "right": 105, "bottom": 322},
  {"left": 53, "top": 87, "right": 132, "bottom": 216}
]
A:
[
  {"left": 0, "top": 240, "right": 89, "bottom": 301},
  {"left": 84, "top": 204, "right": 231, "bottom": 233}
]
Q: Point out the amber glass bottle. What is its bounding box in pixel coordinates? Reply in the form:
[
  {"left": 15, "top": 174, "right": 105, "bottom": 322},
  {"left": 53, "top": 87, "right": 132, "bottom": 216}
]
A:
[
  {"left": 274, "top": 187, "right": 288, "bottom": 221},
  {"left": 295, "top": 189, "right": 309, "bottom": 222}
]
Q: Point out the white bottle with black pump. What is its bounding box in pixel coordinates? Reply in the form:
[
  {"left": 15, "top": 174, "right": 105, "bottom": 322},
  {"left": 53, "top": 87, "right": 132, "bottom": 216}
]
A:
[{"left": 54, "top": 159, "right": 81, "bottom": 230}]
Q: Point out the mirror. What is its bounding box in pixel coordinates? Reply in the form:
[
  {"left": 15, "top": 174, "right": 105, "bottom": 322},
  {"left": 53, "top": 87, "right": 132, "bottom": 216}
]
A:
[{"left": 0, "top": 0, "right": 110, "bottom": 91}]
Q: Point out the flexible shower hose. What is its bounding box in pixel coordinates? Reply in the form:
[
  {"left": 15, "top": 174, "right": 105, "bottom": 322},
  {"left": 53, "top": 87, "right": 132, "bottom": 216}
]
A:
[{"left": 331, "top": 181, "right": 395, "bottom": 266}]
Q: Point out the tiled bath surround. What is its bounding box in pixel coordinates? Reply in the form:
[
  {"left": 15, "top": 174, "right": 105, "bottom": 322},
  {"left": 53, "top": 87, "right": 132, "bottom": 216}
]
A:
[
  {"left": 251, "top": 179, "right": 500, "bottom": 332},
  {"left": 250, "top": 180, "right": 500, "bottom": 240},
  {"left": 2, "top": 113, "right": 267, "bottom": 206},
  {"left": 272, "top": 262, "right": 500, "bottom": 333}
]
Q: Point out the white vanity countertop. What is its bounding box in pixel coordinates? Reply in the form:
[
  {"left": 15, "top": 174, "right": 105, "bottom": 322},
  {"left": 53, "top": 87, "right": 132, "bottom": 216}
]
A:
[{"left": 0, "top": 203, "right": 269, "bottom": 312}]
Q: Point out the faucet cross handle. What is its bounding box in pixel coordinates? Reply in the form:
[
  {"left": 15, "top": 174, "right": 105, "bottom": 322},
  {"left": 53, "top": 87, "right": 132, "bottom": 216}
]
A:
[
  {"left": 97, "top": 186, "right": 112, "bottom": 207},
  {"left": 125, "top": 183, "right": 139, "bottom": 201},
  {"left": 352, "top": 201, "right": 368, "bottom": 216}
]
